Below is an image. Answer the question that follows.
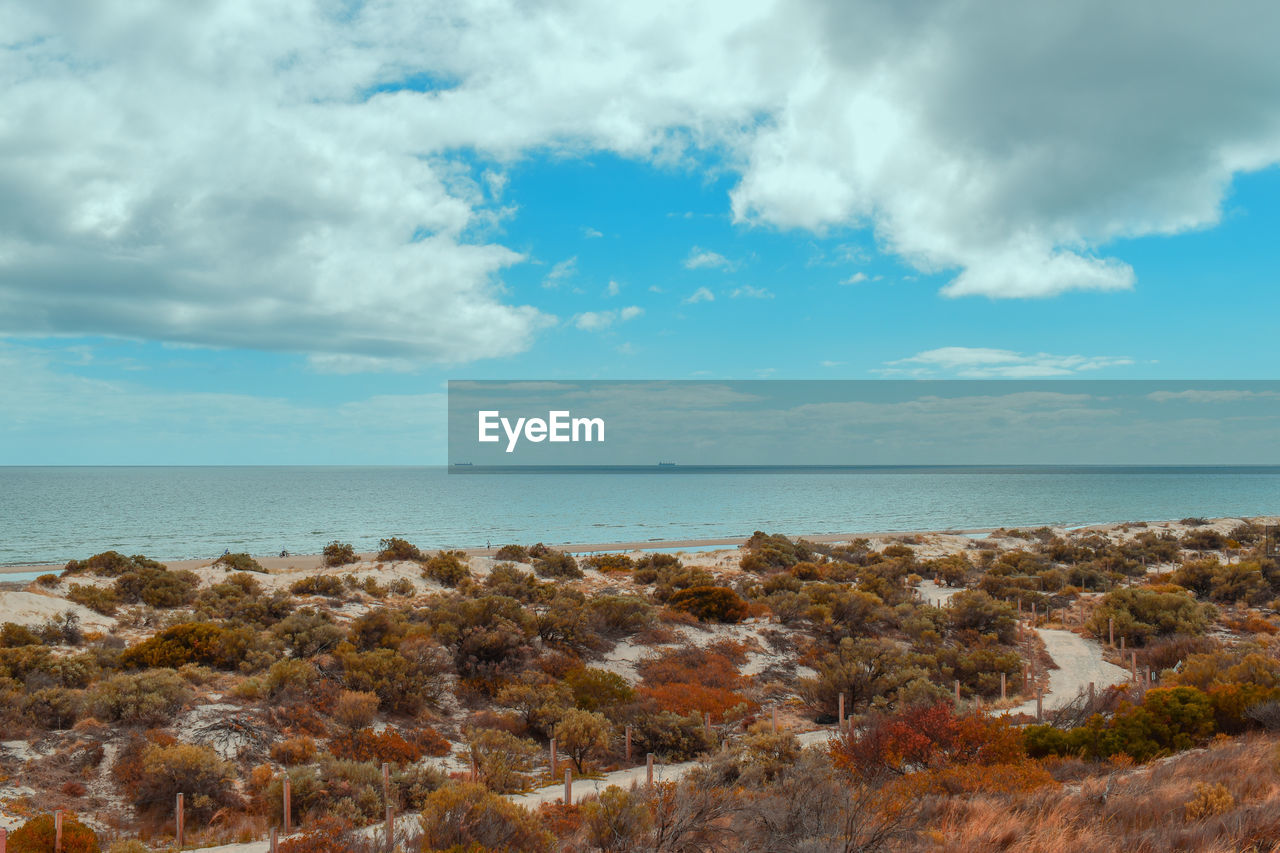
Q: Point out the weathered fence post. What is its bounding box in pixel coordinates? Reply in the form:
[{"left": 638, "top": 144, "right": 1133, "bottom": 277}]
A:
[
  {"left": 176, "top": 793, "right": 184, "bottom": 848},
  {"left": 383, "top": 762, "right": 394, "bottom": 853},
  {"left": 1088, "top": 682, "right": 1095, "bottom": 704},
  {"left": 838, "top": 692, "right": 846, "bottom": 729},
  {"left": 283, "top": 776, "right": 292, "bottom": 833},
  {"left": 1036, "top": 689, "right": 1043, "bottom": 723},
  {"left": 704, "top": 711, "right": 711, "bottom": 738},
  {"left": 270, "top": 828, "right": 278, "bottom": 853},
  {"left": 771, "top": 705, "right": 778, "bottom": 733},
  {"left": 1, "top": 826, "right": 7, "bottom": 853},
  {"left": 953, "top": 679, "right": 961, "bottom": 703},
  {"left": 1000, "top": 672, "right": 1007, "bottom": 701},
  {"left": 1131, "top": 652, "right": 1138, "bottom": 680},
  {"left": 625, "top": 725, "right": 632, "bottom": 762},
  {"left": 646, "top": 753, "right": 654, "bottom": 787},
  {"left": 564, "top": 768, "right": 572, "bottom": 805},
  {"left": 549, "top": 736, "right": 557, "bottom": 778},
  {"left": 55, "top": 809, "right": 63, "bottom": 853},
  {"left": 1108, "top": 617, "right": 1114, "bottom": 647},
  {"left": 1120, "top": 636, "right": 1125, "bottom": 651}
]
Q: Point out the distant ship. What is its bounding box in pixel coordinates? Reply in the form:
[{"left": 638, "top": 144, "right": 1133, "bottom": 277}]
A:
[
  {"left": 453, "top": 462, "right": 474, "bottom": 466},
  {"left": 657, "top": 461, "right": 676, "bottom": 467}
]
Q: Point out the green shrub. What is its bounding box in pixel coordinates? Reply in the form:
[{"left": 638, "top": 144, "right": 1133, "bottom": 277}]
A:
[
  {"left": 214, "top": 552, "right": 266, "bottom": 573},
  {"left": 67, "top": 583, "right": 122, "bottom": 616},
  {"left": 0, "top": 622, "right": 41, "bottom": 648},
  {"left": 946, "top": 589, "right": 1017, "bottom": 643},
  {"left": 1087, "top": 588, "right": 1213, "bottom": 646},
  {"left": 86, "top": 669, "right": 190, "bottom": 725},
  {"left": 740, "top": 531, "right": 813, "bottom": 572},
  {"left": 417, "top": 783, "right": 553, "bottom": 852},
  {"left": 630, "top": 710, "right": 713, "bottom": 762},
  {"left": 376, "top": 537, "right": 423, "bottom": 562},
  {"left": 22, "top": 686, "right": 83, "bottom": 729},
  {"left": 533, "top": 549, "right": 582, "bottom": 579},
  {"left": 585, "top": 553, "right": 635, "bottom": 572},
  {"left": 120, "top": 621, "right": 254, "bottom": 670},
  {"left": 64, "top": 551, "right": 163, "bottom": 578},
  {"left": 290, "top": 574, "right": 346, "bottom": 597},
  {"left": 464, "top": 728, "right": 541, "bottom": 793},
  {"left": 565, "top": 667, "right": 635, "bottom": 714},
  {"left": 667, "top": 586, "right": 749, "bottom": 623},
  {"left": 272, "top": 608, "right": 346, "bottom": 657},
  {"left": 114, "top": 567, "right": 199, "bottom": 608},
  {"left": 493, "top": 544, "right": 530, "bottom": 562},
  {"left": 422, "top": 550, "right": 470, "bottom": 587},
  {"left": 322, "top": 541, "right": 359, "bottom": 567},
  {"left": 132, "top": 742, "right": 241, "bottom": 820}
]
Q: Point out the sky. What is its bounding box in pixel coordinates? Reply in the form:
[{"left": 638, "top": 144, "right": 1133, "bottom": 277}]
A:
[{"left": 2, "top": 0, "right": 1280, "bottom": 464}]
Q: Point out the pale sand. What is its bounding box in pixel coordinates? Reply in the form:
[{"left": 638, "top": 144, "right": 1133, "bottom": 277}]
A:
[
  {"left": 0, "top": 590, "right": 118, "bottom": 630},
  {"left": 1, "top": 515, "right": 1270, "bottom": 576}
]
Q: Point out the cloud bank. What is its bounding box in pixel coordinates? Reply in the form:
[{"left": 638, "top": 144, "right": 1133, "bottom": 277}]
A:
[{"left": 5, "top": 1, "right": 1280, "bottom": 366}]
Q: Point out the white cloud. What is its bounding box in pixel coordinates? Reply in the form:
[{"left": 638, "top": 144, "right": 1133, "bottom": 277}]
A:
[
  {"left": 729, "top": 285, "right": 773, "bottom": 299},
  {"left": 544, "top": 257, "right": 579, "bottom": 288},
  {"left": 572, "top": 306, "right": 644, "bottom": 331},
  {"left": 605, "top": 280, "right": 622, "bottom": 296},
  {"left": 1148, "top": 389, "right": 1280, "bottom": 404},
  {"left": 840, "top": 272, "right": 868, "bottom": 285},
  {"left": 683, "top": 287, "right": 716, "bottom": 304},
  {"left": 884, "top": 347, "right": 1134, "bottom": 378},
  {"left": 5, "top": 0, "right": 1280, "bottom": 369},
  {"left": 583, "top": 226, "right": 604, "bottom": 238},
  {"left": 820, "top": 360, "right": 845, "bottom": 367},
  {"left": 683, "top": 248, "right": 737, "bottom": 271}
]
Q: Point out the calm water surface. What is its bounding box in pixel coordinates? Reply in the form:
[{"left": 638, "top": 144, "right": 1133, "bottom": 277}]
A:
[{"left": 1, "top": 466, "right": 1277, "bottom": 565}]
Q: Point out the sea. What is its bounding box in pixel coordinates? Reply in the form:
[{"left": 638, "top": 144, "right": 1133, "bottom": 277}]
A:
[{"left": 1, "top": 465, "right": 1278, "bottom": 566}]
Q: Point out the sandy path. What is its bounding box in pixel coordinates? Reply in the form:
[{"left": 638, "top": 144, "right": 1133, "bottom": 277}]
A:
[{"left": 1009, "top": 628, "right": 1130, "bottom": 716}]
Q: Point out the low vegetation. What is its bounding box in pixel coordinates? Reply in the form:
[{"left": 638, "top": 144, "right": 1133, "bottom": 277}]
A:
[{"left": 4, "top": 518, "right": 1280, "bottom": 851}]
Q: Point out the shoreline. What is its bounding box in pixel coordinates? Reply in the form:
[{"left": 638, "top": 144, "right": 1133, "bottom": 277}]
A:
[
  {"left": 0, "top": 528, "right": 1007, "bottom": 574},
  {"left": 3, "top": 516, "right": 1254, "bottom": 574}
]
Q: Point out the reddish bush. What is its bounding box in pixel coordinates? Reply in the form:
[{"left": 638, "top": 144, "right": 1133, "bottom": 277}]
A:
[
  {"left": 639, "top": 682, "right": 756, "bottom": 722},
  {"left": 328, "top": 727, "right": 424, "bottom": 765},
  {"left": 408, "top": 725, "right": 453, "bottom": 757}
]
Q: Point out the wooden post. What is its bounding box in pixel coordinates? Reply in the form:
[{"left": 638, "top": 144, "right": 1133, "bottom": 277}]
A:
[
  {"left": 1000, "top": 672, "right": 1007, "bottom": 701},
  {"left": 176, "top": 793, "right": 184, "bottom": 848},
  {"left": 1031, "top": 602, "right": 1037, "bottom": 622},
  {"left": 270, "top": 828, "right": 278, "bottom": 853},
  {"left": 771, "top": 706, "right": 778, "bottom": 733},
  {"left": 549, "top": 736, "right": 557, "bottom": 778},
  {"left": 1, "top": 827, "right": 6, "bottom": 853},
  {"left": 564, "top": 768, "right": 572, "bottom": 805},
  {"left": 1120, "top": 635, "right": 1125, "bottom": 651},
  {"left": 646, "top": 753, "right": 654, "bottom": 787},
  {"left": 625, "top": 725, "right": 632, "bottom": 762},
  {"left": 954, "top": 679, "right": 961, "bottom": 703},
  {"left": 1036, "top": 689, "right": 1043, "bottom": 723},
  {"left": 704, "top": 711, "right": 711, "bottom": 738},
  {"left": 470, "top": 752, "right": 478, "bottom": 783},
  {"left": 838, "top": 692, "right": 846, "bottom": 729},
  {"left": 1131, "top": 652, "right": 1138, "bottom": 680},
  {"left": 1017, "top": 599, "right": 1022, "bottom": 616},
  {"left": 1144, "top": 666, "right": 1152, "bottom": 688},
  {"left": 55, "top": 810, "right": 63, "bottom": 853},
  {"left": 283, "top": 777, "right": 292, "bottom": 833},
  {"left": 1108, "top": 617, "right": 1114, "bottom": 647},
  {"left": 382, "top": 762, "right": 394, "bottom": 853},
  {"left": 1088, "top": 681, "right": 1095, "bottom": 704}
]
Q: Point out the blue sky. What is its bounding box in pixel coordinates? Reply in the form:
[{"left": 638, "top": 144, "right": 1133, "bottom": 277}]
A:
[{"left": 3, "top": 2, "right": 1280, "bottom": 463}]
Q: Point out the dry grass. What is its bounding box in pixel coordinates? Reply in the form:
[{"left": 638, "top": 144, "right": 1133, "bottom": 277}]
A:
[{"left": 912, "top": 734, "right": 1280, "bottom": 852}]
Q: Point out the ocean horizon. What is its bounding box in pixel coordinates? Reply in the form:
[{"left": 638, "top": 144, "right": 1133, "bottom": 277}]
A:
[{"left": 2, "top": 464, "right": 1278, "bottom": 566}]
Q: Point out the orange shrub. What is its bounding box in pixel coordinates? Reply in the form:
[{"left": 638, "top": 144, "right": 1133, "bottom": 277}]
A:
[
  {"left": 8, "top": 811, "right": 100, "bottom": 853},
  {"left": 639, "top": 682, "right": 756, "bottom": 722},
  {"left": 328, "top": 727, "right": 423, "bottom": 765},
  {"left": 408, "top": 725, "right": 453, "bottom": 757},
  {"left": 270, "top": 736, "right": 317, "bottom": 765}
]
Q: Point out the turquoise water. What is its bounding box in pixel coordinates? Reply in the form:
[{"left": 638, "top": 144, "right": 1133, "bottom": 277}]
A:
[{"left": 1, "top": 466, "right": 1278, "bottom": 565}]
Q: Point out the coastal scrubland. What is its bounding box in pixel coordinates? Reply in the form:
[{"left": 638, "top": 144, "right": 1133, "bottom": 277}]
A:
[{"left": 1, "top": 518, "right": 1279, "bottom": 851}]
